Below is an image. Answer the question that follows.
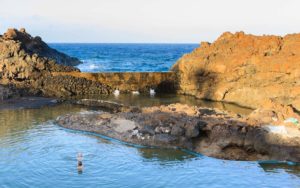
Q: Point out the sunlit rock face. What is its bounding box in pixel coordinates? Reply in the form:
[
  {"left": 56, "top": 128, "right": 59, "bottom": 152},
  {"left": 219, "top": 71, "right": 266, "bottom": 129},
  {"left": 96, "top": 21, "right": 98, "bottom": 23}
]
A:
[
  {"left": 1, "top": 28, "right": 82, "bottom": 66},
  {"left": 0, "top": 28, "right": 111, "bottom": 98},
  {"left": 172, "top": 32, "right": 300, "bottom": 110}
]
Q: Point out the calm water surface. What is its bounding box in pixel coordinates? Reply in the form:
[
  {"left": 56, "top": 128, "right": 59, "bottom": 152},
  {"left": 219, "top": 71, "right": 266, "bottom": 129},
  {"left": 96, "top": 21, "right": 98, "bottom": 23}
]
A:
[
  {"left": 75, "top": 93, "right": 254, "bottom": 115},
  {"left": 0, "top": 104, "right": 299, "bottom": 188}
]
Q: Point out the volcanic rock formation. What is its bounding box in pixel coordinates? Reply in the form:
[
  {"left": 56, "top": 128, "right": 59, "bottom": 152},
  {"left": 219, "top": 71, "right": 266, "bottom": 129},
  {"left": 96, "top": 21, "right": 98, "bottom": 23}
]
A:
[
  {"left": 0, "top": 28, "right": 111, "bottom": 97},
  {"left": 1, "top": 28, "right": 81, "bottom": 66},
  {"left": 172, "top": 32, "right": 300, "bottom": 110},
  {"left": 56, "top": 103, "right": 300, "bottom": 162}
]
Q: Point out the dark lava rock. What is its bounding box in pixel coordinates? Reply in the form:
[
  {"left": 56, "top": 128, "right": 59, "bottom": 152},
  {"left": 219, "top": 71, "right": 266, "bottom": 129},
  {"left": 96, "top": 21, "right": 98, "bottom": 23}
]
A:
[
  {"left": 2, "top": 28, "right": 81, "bottom": 66},
  {"left": 0, "top": 84, "right": 34, "bottom": 100},
  {"left": 0, "top": 28, "right": 112, "bottom": 98},
  {"left": 171, "top": 125, "right": 185, "bottom": 136},
  {"left": 56, "top": 103, "right": 300, "bottom": 162},
  {"left": 139, "top": 125, "right": 155, "bottom": 135},
  {"left": 185, "top": 125, "right": 200, "bottom": 138},
  {"left": 197, "top": 120, "right": 208, "bottom": 130},
  {"left": 153, "top": 134, "right": 178, "bottom": 144},
  {"left": 185, "top": 120, "right": 201, "bottom": 138}
]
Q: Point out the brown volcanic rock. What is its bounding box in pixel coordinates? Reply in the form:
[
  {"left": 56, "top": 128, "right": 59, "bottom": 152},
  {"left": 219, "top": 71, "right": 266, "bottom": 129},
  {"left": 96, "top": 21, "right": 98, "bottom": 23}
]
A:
[
  {"left": 171, "top": 32, "right": 300, "bottom": 110},
  {"left": 2, "top": 28, "right": 81, "bottom": 66},
  {"left": 0, "top": 84, "right": 25, "bottom": 100},
  {"left": 56, "top": 103, "right": 300, "bottom": 162},
  {"left": 0, "top": 28, "right": 80, "bottom": 81},
  {"left": 0, "top": 28, "right": 112, "bottom": 98}
]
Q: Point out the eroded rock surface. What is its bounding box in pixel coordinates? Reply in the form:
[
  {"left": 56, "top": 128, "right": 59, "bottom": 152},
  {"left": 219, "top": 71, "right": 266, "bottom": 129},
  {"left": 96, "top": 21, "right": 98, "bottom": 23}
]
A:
[
  {"left": 172, "top": 32, "right": 300, "bottom": 110},
  {"left": 1, "top": 28, "right": 81, "bottom": 66},
  {"left": 56, "top": 103, "right": 300, "bottom": 162},
  {"left": 0, "top": 28, "right": 112, "bottom": 98},
  {"left": 0, "top": 84, "right": 25, "bottom": 100}
]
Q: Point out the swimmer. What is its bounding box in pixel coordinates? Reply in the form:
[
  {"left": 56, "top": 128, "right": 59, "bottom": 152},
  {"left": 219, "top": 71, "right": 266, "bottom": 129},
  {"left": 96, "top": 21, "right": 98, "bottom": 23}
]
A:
[{"left": 77, "top": 152, "right": 83, "bottom": 172}]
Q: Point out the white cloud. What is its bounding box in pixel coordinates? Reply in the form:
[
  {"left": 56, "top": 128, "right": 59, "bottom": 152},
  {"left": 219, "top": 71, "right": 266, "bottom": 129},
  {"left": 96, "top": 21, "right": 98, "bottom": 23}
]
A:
[{"left": 0, "top": 0, "right": 299, "bottom": 43}]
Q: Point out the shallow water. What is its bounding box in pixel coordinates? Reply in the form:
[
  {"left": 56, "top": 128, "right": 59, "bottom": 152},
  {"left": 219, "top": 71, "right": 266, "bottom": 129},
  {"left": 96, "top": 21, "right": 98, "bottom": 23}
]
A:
[
  {"left": 0, "top": 104, "right": 299, "bottom": 188},
  {"left": 75, "top": 93, "right": 254, "bottom": 115},
  {"left": 49, "top": 43, "right": 198, "bottom": 72}
]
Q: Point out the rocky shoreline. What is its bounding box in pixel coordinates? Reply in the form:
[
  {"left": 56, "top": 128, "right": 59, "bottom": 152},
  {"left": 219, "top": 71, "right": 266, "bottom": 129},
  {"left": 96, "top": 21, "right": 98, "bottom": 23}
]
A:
[
  {"left": 1, "top": 28, "right": 300, "bottom": 162},
  {"left": 56, "top": 101, "right": 300, "bottom": 162},
  {"left": 172, "top": 32, "right": 300, "bottom": 111},
  {"left": 0, "top": 28, "right": 112, "bottom": 98}
]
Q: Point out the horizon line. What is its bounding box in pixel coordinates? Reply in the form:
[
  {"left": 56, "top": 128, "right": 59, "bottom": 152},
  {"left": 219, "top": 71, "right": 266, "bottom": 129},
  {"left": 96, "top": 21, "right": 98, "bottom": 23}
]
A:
[{"left": 47, "top": 42, "right": 200, "bottom": 44}]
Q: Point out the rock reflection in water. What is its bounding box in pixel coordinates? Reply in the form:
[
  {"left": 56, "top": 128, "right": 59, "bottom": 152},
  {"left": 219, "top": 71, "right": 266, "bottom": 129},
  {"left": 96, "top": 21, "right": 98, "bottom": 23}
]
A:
[
  {"left": 75, "top": 93, "right": 253, "bottom": 115},
  {"left": 259, "top": 162, "right": 300, "bottom": 177},
  {"left": 0, "top": 104, "right": 84, "bottom": 138},
  {"left": 138, "top": 148, "right": 196, "bottom": 163}
]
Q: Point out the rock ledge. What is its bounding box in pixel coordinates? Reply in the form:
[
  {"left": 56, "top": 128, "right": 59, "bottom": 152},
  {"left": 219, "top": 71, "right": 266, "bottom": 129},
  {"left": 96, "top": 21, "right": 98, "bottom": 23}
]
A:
[{"left": 56, "top": 103, "right": 300, "bottom": 162}]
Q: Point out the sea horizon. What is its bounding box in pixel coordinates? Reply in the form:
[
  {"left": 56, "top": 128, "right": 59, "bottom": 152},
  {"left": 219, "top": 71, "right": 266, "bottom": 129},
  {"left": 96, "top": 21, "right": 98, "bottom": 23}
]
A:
[
  {"left": 48, "top": 42, "right": 199, "bottom": 45},
  {"left": 49, "top": 43, "right": 198, "bottom": 72}
]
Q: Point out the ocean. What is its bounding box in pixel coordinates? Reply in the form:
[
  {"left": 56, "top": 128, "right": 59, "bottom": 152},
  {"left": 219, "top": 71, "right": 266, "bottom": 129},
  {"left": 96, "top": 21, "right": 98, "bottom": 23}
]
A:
[{"left": 49, "top": 43, "right": 198, "bottom": 72}]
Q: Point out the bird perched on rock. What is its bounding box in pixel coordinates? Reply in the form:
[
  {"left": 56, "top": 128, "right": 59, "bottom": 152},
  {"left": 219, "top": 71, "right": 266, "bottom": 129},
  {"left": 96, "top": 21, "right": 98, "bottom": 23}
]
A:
[
  {"left": 150, "top": 88, "right": 156, "bottom": 96},
  {"left": 132, "top": 91, "right": 140, "bottom": 95},
  {"left": 113, "top": 89, "right": 120, "bottom": 97}
]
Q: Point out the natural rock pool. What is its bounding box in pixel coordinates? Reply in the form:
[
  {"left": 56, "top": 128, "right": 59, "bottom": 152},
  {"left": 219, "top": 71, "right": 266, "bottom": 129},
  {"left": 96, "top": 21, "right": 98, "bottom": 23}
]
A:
[{"left": 0, "top": 103, "right": 299, "bottom": 187}]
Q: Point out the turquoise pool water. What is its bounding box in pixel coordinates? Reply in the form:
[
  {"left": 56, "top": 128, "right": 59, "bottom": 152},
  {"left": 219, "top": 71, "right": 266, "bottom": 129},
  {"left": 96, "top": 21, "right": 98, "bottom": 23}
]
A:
[{"left": 0, "top": 104, "right": 299, "bottom": 188}]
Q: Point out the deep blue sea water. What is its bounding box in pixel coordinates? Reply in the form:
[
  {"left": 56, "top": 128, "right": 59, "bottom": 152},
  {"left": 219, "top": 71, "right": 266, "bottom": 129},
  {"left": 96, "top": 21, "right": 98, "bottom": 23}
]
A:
[{"left": 49, "top": 43, "right": 198, "bottom": 72}]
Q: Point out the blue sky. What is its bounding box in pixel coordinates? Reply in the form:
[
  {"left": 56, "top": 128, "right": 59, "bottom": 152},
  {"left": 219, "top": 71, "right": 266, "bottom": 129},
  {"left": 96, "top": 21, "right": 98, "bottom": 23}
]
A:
[{"left": 1, "top": 0, "right": 299, "bottom": 43}]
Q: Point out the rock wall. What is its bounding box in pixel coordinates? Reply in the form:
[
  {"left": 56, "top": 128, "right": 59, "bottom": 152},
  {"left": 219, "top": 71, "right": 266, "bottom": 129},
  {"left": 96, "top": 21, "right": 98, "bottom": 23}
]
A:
[
  {"left": 0, "top": 84, "right": 25, "bottom": 100},
  {"left": 172, "top": 32, "right": 300, "bottom": 110},
  {"left": 51, "top": 72, "right": 177, "bottom": 93}
]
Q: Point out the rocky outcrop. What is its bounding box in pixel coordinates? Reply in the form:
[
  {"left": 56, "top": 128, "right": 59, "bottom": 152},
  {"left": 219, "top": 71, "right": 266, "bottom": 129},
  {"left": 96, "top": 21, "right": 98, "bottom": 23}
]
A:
[
  {"left": 0, "top": 28, "right": 175, "bottom": 97},
  {"left": 0, "top": 28, "right": 112, "bottom": 97},
  {"left": 56, "top": 103, "right": 300, "bottom": 162},
  {"left": 172, "top": 32, "right": 300, "bottom": 110},
  {"left": 1, "top": 28, "right": 81, "bottom": 66},
  {"left": 245, "top": 99, "right": 300, "bottom": 126}
]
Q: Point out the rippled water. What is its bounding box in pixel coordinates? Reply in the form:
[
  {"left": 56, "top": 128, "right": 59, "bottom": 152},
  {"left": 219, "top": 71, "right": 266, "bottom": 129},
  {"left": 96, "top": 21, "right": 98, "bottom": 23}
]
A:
[
  {"left": 49, "top": 43, "right": 197, "bottom": 72},
  {"left": 0, "top": 104, "right": 299, "bottom": 188},
  {"left": 79, "top": 93, "right": 254, "bottom": 115}
]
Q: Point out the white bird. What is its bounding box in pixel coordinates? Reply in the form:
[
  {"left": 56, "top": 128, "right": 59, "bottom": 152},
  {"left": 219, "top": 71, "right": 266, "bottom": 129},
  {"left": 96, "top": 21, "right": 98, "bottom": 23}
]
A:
[
  {"left": 150, "top": 88, "right": 156, "bottom": 96},
  {"left": 113, "top": 89, "right": 120, "bottom": 97},
  {"left": 132, "top": 91, "right": 140, "bottom": 95}
]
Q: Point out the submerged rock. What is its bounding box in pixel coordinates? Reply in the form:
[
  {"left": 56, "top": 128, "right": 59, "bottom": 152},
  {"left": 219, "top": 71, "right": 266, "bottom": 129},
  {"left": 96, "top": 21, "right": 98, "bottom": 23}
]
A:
[{"left": 56, "top": 103, "right": 300, "bottom": 162}]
